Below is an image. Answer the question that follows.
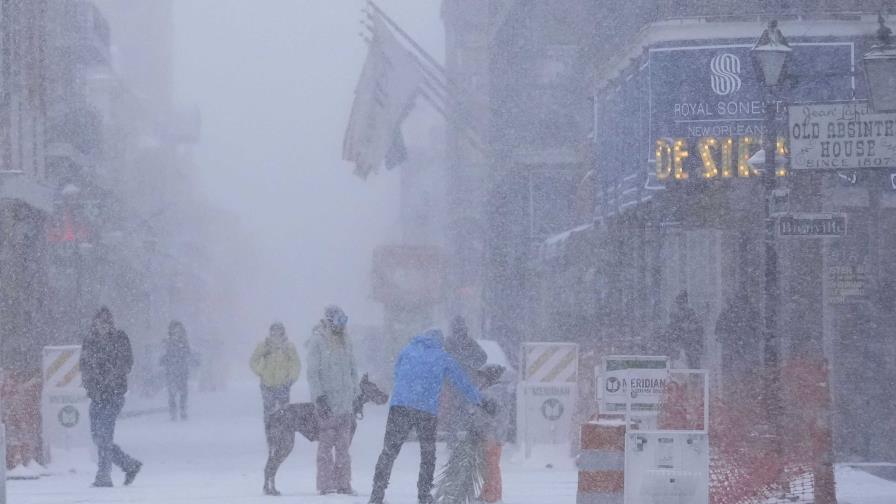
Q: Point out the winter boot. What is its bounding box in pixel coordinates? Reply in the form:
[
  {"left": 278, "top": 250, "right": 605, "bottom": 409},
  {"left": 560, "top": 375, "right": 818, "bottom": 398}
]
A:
[
  {"left": 369, "top": 486, "right": 386, "bottom": 504},
  {"left": 91, "top": 476, "right": 113, "bottom": 488},
  {"left": 123, "top": 461, "right": 142, "bottom": 486}
]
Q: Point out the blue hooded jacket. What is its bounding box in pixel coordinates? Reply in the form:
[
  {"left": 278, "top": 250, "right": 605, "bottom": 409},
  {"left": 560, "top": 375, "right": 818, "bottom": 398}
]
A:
[{"left": 390, "top": 329, "right": 482, "bottom": 415}]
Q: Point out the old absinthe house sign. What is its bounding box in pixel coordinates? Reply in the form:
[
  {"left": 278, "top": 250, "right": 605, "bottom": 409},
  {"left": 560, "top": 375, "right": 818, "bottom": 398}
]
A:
[{"left": 789, "top": 101, "right": 896, "bottom": 170}]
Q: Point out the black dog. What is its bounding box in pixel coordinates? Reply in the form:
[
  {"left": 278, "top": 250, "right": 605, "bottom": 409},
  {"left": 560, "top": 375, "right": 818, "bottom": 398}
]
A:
[{"left": 263, "top": 374, "right": 388, "bottom": 496}]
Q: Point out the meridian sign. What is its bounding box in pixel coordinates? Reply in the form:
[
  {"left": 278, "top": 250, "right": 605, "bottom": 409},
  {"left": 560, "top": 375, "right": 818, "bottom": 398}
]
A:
[{"left": 789, "top": 101, "right": 896, "bottom": 170}]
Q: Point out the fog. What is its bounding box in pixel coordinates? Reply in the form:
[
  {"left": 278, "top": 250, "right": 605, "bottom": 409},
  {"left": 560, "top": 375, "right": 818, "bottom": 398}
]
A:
[
  {"left": 172, "top": 0, "right": 442, "bottom": 340},
  {"left": 4, "top": 2, "right": 896, "bottom": 504}
]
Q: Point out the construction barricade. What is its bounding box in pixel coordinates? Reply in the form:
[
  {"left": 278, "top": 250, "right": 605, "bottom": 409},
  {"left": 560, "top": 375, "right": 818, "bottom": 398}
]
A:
[
  {"left": 576, "top": 419, "right": 625, "bottom": 504},
  {"left": 1, "top": 368, "right": 43, "bottom": 474},
  {"left": 518, "top": 342, "right": 579, "bottom": 459},
  {"left": 582, "top": 357, "right": 711, "bottom": 504},
  {"left": 707, "top": 355, "right": 836, "bottom": 504},
  {"left": 41, "top": 345, "right": 90, "bottom": 466}
]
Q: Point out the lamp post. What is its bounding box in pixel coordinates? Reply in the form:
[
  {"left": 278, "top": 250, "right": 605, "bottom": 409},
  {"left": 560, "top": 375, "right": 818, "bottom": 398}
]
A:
[
  {"left": 864, "top": 14, "right": 896, "bottom": 112},
  {"left": 863, "top": 15, "right": 896, "bottom": 467},
  {"left": 750, "top": 19, "right": 791, "bottom": 460}
]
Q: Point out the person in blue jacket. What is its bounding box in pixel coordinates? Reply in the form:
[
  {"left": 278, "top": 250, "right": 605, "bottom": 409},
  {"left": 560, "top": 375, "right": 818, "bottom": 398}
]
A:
[{"left": 368, "top": 328, "right": 493, "bottom": 504}]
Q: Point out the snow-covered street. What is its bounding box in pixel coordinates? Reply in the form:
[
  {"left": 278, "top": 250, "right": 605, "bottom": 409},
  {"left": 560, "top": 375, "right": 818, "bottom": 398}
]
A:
[
  {"left": 7, "top": 377, "right": 894, "bottom": 504},
  {"left": 9, "top": 378, "right": 579, "bottom": 504}
]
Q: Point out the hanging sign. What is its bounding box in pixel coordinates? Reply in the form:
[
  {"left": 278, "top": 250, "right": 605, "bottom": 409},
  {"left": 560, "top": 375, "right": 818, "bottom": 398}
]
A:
[{"left": 789, "top": 101, "right": 896, "bottom": 170}]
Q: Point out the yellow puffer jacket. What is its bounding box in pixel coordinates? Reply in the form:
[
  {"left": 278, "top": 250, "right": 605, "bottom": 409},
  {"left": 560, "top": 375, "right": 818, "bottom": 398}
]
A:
[{"left": 250, "top": 337, "right": 301, "bottom": 388}]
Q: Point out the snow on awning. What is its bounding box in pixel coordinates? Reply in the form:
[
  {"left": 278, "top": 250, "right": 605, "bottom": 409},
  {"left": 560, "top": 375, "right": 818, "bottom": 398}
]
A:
[{"left": 539, "top": 222, "right": 594, "bottom": 263}]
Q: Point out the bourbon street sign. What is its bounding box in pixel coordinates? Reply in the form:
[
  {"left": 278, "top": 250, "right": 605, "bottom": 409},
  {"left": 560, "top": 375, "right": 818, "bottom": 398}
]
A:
[
  {"left": 776, "top": 213, "right": 847, "bottom": 237},
  {"left": 789, "top": 102, "right": 896, "bottom": 170}
]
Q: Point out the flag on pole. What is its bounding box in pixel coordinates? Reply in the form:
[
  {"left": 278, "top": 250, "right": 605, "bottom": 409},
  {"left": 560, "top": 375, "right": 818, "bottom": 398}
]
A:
[{"left": 343, "top": 15, "right": 424, "bottom": 178}]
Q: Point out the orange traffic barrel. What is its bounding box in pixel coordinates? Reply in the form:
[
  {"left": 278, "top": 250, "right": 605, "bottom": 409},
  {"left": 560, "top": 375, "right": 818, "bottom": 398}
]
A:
[{"left": 576, "top": 420, "right": 625, "bottom": 504}]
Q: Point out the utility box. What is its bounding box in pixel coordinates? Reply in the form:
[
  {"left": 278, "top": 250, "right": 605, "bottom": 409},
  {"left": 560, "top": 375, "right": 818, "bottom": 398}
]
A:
[
  {"left": 624, "top": 431, "right": 709, "bottom": 504},
  {"left": 622, "top": 369, "right": 709, "bottom": 504}
]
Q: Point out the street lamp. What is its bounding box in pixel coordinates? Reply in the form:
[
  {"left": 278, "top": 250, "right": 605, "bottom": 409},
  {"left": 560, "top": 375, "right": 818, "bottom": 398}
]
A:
[
  {"left": 863, "top": 14, "right": 896, "bottom": 112},
  {"left": 750, "top": 19, "right": 791, "bottom": 461},
  {"left": 752, "top": 20, "right": 792, "bottom": 88}
]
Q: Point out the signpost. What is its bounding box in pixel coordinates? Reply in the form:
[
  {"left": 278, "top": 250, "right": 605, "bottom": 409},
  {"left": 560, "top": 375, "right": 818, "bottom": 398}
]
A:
[
  {"left": 789, "top": 101, "right": 896, "bottom": 171},
  {"left": 776, "top": 213, "right": 847, "bottom": 237}
]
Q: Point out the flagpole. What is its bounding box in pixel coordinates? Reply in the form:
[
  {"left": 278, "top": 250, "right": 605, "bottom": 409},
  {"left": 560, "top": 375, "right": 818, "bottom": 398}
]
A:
[
  {"left": 366, "top": 1, "right": 450, "bottom": 82},
  {"left": 359, "top": 12, "right": 486, "bottom": 148},
  {"left": 363, "top": 0, "right": 489, "bottom": 155}
]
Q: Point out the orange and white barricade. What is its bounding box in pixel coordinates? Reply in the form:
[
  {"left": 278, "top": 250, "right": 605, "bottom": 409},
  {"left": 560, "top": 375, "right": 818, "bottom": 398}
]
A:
[{"left": 576, "top": 419, "right": 625, "bottom": 504}]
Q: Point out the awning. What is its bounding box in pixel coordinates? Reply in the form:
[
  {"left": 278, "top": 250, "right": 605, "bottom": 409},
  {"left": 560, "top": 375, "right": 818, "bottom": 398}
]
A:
[{"left": 539, "top": 222, "right": 594, "bottom": 263}]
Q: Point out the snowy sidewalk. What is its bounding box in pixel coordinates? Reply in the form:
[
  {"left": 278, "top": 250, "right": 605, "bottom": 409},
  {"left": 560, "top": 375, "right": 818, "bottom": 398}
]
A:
[{"left": 8, "top": 378, "right": 894, "bottom": 503}]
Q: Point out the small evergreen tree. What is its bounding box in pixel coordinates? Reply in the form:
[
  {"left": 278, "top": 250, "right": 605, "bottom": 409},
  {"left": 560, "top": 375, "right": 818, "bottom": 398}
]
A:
[{"left": 434, "top": 430, "right": 486, "bottom": 504}]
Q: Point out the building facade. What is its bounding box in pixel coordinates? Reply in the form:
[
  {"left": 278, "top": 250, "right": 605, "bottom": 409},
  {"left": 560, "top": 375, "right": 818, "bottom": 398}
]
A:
[
  {"left": 2, "top": 0, "right": 210, "bottom": 467},
  {"left": 443, "top": 0, "right": 596, "bottom": 359},
  {"left": 589, "top": 4, "right": 896, "bottom": 461},
  {"left": 443, "top": 0, "right": 896, "bottom": 463}
]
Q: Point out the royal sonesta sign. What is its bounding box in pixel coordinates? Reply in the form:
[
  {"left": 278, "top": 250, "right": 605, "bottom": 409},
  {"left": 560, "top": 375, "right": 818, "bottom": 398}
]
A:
[
  {"left": 789, "top": 101, "right": 896, "bottom": 170},
  {"left": 649, "top": 42, "right": 855, "bottom": 181}
]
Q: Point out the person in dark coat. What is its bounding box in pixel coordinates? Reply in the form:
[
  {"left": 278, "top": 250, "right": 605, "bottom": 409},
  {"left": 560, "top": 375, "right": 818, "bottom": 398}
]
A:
[
  {"left": 438, "top": 315, "right": 487, "bottom": 441},
  {"left": 160, "top": 320, "right": 194, "bottom": 421},
  {"left": 80, "top": 306, "right": 142, "bottom": 487},
  {"left": 715, "top": 292, "right": 761, "bottom": 388},
  {"left": 368, "top": 329, "right": 491, "bottom": 504},
  {"left": 667, "top": 291, "right": 705, "bottom": 368}
]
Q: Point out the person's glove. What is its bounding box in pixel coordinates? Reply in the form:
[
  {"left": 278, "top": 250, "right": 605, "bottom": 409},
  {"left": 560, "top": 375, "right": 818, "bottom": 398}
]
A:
[
  {"left": 480, "top": 398, "right": 497, "bottom": 416},
  {"left": 316, "top": 395, "right": 331, "bottom": 418}
]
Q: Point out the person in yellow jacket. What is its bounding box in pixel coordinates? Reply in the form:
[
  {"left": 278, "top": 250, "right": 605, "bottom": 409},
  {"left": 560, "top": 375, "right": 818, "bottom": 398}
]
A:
[{"left": 250, "top": 322, "right": 301, "bottom": 430}]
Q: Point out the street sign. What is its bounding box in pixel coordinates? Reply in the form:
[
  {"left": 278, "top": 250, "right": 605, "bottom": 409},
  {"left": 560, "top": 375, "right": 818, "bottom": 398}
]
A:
[
  {"left": 789, "top": 102, "right": 896, "bottom": 171},
  {"left": 776, "top": 213, "right": 847, "bottom": 237}
]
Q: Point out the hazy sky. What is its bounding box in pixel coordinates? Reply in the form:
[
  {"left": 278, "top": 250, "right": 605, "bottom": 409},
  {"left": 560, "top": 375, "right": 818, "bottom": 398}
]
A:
[{"left": 172, "top": 1, "right": 443, "bottom": 336}]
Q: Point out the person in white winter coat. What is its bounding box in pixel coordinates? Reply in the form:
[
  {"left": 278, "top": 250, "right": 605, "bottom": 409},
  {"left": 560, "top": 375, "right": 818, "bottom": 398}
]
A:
[{"left": 307, "top": 305, "right": 360, "bottom": 495}]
